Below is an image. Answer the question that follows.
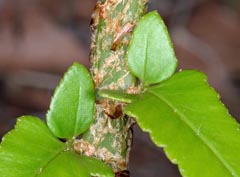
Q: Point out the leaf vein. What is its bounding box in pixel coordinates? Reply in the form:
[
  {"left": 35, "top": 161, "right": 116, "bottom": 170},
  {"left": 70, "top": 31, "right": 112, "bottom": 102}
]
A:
[
  {"left": 34, "top": 149, "right": 64, "bottom": 177},
  {"left": 143, "top": 34, "right": 149, "bottom": 84},
  {"left": 74, "top": 77, "right": 81, "bottom": 136},
  {"left": 148, "top": 90, "right": 237, "bottom": 177}
]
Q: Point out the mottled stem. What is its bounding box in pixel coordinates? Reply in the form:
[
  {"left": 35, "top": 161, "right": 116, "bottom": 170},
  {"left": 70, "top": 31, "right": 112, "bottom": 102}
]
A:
[{"left": 74, "top": 0, "right": 147, "bottom": 174}]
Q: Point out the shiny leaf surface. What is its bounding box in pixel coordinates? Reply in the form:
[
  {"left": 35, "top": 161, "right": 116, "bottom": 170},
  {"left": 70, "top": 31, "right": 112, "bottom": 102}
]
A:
[
  {"left": 0, "top": 116, "right": 66, "bottom": 177},
  {"left": 39, "top": 151, "right": 114, "bottom": 177},
  {"left": 0, "top": 116, "right": 114, "bottom": 177},
  {"left": 127, "top": 11, "right": 178, "bottom": 85},
  {"left": 47, "top": 63, "right": 95, "bottom": 139},
  {"left": 100, "top": 70, "right": 240, "bottom": 177},
  {"left": 126, "top": 71, "right": 240, "bottom": 177}
]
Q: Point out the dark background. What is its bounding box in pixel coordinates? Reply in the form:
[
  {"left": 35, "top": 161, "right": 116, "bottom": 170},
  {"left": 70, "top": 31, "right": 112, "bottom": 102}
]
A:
[{"left": 0, "top": 0, "right": 240, "bottom": 176}]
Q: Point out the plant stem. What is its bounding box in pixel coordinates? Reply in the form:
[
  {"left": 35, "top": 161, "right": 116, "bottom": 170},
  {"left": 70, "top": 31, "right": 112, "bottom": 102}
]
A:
[{"left": 74, "top": 0, "right": 148, "bottom": 173}]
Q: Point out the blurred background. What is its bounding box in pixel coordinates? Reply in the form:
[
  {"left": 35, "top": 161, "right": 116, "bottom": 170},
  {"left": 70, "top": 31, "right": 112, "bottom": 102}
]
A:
[{"left": 0, "top": 0, "right": 239, "bottom": 176}]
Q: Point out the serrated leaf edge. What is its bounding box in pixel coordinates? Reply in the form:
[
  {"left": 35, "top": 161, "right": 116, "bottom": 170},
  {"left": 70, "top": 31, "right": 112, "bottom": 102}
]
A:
[
  {"left": 0, "top": 116, "right": 113, "bottom": 177},
  {"left": 124, "top": 71, "right": 239, "bottom": 177}
]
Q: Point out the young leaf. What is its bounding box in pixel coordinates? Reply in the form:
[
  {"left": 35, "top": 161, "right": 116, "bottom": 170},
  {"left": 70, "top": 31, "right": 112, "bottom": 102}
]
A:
[
  {"left": 0, "top": 116, "right": 114, "bottom": 177},
  {"left": 47, "top": 63, "right": 95, "bottom": 139},
  {"left": 127, "top": 11, "right": 178, "bottom": 85},
  {"left": 100, "top": 70, "right": 240, "bottom": 177}
]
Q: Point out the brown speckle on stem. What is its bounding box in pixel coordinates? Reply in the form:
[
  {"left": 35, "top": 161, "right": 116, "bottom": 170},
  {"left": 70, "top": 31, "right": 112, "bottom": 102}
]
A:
[
  {"left": 111, "top": 23, "right": 135, "bottom": 51},
  {"left": 77, "top": 0, "right": 148, "bottom": 173}
]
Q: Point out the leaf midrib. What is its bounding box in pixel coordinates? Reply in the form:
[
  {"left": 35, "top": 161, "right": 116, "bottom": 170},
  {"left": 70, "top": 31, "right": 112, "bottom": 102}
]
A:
[
  {"left": 34, "top": 146, "right": 66, "bottom": 177},
  {"left": 143, "top": 33, "right": 149, "bottom": 85},
  {"left": 147, "top": 90, "right": 237, "bottom": 177},
  {"left": 74, "top": 77, "right": 81, "bottom": 136}
]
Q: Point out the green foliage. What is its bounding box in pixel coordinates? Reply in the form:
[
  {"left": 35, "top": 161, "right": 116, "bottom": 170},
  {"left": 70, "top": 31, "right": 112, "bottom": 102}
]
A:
[
  {"left": 127, "top": 11, "right": 178, "bottom": 86},
  {"left": 0, "top": 6, "right": 239, "bottom": 177},
  {"left": 47, "top": 63, "right": 95, "bottom": 139},
  {"left": 0, "top": 116, "right": 113, "bottom": 177},
  {"left": 100, "top": 71, "right": 240, "bottom": 177},
  {"left": 0, "top": 63, "right": 114, "bottom": 177},
  {"left": 0, "top": 116, "right": 65, "bottom": 177},
  {"left": 99, "top": 11, "right": 240, "bottom": 177},
  {"left": 38, "top": 152, "right": 113, "bottom": 177},
  {"left": 129, "top": 71, "right": 240, "bottom": 177}
]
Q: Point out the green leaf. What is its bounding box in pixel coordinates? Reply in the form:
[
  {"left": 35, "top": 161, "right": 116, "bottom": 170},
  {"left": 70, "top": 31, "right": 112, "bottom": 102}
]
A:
[
  {"left": 100, "top": 70, "right": 240, "bottom": 177},
  {"left": 0, "top": 116, "right": 114, "bottom": 177},
  {"left": 75, "top": 153, "right": 115, "bottom": 177},
  {"left": 127, "top": 11, "right": 178, "bottom": 86},
  {"left": 0, "top": 116, "right": 66, "bottom": 177},
  {"left": 39, "top": 151, "right": 114, "bottom": 177},
  {"left": 47, "top": 63, "right": 95, "bottom": 139}
]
